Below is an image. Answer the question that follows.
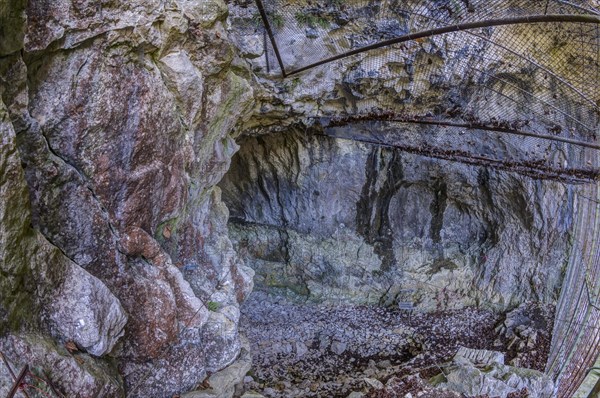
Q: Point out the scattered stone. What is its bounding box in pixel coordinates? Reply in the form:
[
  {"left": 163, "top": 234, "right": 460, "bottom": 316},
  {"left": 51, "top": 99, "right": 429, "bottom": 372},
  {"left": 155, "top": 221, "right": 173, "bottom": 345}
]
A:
[
  {"left": 431, "top": 348, "right": 554, "bottom": 398},
  {"left": 242, "top": 391, "right": 265, "bottom": 398},
  {"left": 241, "top": 392, "right": 266, "bottom": 398},
  {"left": 331, "top": 340, "right": 347, "bottom": 355},
  {"left": 238, "top": 292, "right": 552, "bottom": 398},
  {"left": 364, "top": 378, "right": 384, "bottom": 390},
  {"left": 377, "top": 359, "right": 393, "bottom": 369},
  {"left": 454, "top": 346, "right": 505, "bottom": 366},
  {"left": 295, "top": 341, "right": 308, "bottom": 358},
  {"left": 347, "top": 392, "right": 365, "bottom": 398}
]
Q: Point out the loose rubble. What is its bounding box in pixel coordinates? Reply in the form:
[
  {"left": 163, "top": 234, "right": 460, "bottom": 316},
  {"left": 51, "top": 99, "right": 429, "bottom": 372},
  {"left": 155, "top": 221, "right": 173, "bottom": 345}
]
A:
[{"left": 238, "top": 292, "right": 555, "bottom": 398}]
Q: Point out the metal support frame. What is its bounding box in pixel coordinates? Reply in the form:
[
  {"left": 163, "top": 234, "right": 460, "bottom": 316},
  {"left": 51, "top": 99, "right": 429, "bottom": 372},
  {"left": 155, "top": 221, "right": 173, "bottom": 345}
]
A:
[
  {"left": 254, "top": 8, "right": 600, "bottom": 78},
  {"left": 7, "top": 365, "right": 29, "bottom": 398},
  {"left": 254, "top": 0, "right": 287, "bottom": 77},
  {"left": 317, "top": 130, "right": 598, "bottom": 183},
  {"left": 585, "top": 277, "right": 600, "bottom": 311},
  {"left": 1, "top": 352, "right": 30, "bottom": 398},
  {"left": 324, "top": 114, "right": 600, "bottom": 150}
]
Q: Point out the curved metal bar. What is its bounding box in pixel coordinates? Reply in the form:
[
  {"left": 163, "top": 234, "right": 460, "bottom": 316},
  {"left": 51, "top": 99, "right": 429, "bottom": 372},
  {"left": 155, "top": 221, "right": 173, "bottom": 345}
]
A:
[
  {"left": 286, "top": 14, "right": 600, "bottom": 76},
  {"left": 397, "top": 118, "right": 600, "bottom": 149},
  {"left": 360, "top": 7, "right": 600, "bottom": 113},
  {"left": 389, "top": 7, "right": 600, "bottom": 110}
]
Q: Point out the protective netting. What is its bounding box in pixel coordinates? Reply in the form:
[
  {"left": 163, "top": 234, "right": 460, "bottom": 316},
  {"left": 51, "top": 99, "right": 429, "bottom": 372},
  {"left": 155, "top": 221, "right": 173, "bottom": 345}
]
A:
[
  {"left": 247, "top": 0, "right": 600, "bottom": 183},
  {"left": 547, "top": 184, "right": 600, "bottom": 396},
  {"left": 240, "top": 0, "right": 600, "bottom": 394}
]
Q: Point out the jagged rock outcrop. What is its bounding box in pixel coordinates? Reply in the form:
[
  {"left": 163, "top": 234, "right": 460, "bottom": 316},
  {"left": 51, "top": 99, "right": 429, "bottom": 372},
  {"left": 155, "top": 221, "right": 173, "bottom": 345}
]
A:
[
  {"left": 431, "top": 347, "right": 555, "bottom": 398},
  {"left": 221, "top": 130, "right": 571, "bottom": 310},
  {"left": 1, "top": 0, "right": 255, "bottom": 396}
]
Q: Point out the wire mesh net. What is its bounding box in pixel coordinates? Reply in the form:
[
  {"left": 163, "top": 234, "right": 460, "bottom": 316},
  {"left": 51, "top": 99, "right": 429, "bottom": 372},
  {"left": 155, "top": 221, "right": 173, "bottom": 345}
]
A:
[
  {"left": 241, "top": 0, "right": 600, "bottom": 183},
  {"left": 547, "top": 184, "right": 600, "bottom": 396}
]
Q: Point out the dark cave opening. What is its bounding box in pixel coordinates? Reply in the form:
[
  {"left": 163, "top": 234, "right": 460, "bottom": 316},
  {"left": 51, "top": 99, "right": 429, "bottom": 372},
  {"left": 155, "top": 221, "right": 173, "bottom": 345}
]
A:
[{"left": 218, "top": 126, "right": 566, "bottom": 397}]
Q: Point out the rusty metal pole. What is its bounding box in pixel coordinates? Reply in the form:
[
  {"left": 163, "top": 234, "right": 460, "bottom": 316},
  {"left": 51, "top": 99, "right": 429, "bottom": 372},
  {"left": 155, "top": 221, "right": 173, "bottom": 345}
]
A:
[
  {"left": 0, "top": 352, "right": 30, "bottom": 398},
  {"left": 6, "top": 365, "right": 29, "bottom": 398},
  {"left": 254, "top": 0, "right": 287, "bottom": 77}
]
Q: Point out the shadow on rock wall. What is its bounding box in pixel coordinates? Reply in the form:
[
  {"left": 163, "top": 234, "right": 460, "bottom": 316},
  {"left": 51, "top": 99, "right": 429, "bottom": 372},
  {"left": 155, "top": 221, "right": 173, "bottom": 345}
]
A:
[{"left": 221, "top": 128, "right": 572, "bottom": 311}]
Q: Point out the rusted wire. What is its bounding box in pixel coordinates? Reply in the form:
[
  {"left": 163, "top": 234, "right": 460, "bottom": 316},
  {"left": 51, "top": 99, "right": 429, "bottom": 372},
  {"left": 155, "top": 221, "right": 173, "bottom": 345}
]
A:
[{"left": 324, "top": 113, "right": 600, "bottom": 150}]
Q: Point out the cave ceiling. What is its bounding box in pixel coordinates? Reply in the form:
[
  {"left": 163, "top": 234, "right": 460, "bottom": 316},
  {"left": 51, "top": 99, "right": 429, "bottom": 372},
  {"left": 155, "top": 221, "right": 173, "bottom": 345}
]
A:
[{"left": 243, "top": 0, "right": 600, "bottom": 183}]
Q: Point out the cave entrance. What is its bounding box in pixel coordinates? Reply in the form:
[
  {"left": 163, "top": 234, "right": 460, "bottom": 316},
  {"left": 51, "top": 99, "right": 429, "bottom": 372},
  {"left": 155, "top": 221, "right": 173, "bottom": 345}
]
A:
[
  {"left": 221, "top": 126, "right": 573, "bottom": 310},
  {"left": 218, "top": 125, "right": 576, "bottom": 397}
]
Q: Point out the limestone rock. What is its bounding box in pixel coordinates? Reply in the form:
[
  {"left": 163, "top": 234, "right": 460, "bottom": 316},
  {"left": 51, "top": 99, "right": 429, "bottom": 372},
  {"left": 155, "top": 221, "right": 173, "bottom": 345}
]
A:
[
  {"left": 241, "top": 392, "right": 266, "bottom": 398},
  {"left": 331, "top": 340, "right": 347, "bottom": 355},
  {"left": 0, "top": 96, "right": 126, "bottom": 394},
  {"left": 347, "top": 392, "right": 365, "bottom": 398},
  {"left": 364, "top": 377, "right": 384, "bottom": 390},
  {"left": 0, "top": 334, "right": 123, "bottom": 397},
  {"left": 454, "top": 346, "right": 505, "bottom": 366},
  {"left": 46, "top": 261, "right": 127, "bottom": 356},
  {"left": 295, "top": 341, "right": 309, "bottom": 358},
  {"left": 0, "top": 0, "right": 256, "bottom": 394},
  {"left": 183, "top": 336, "right": 252, "bottom": 398},
  {"left": 176, "top": 0, "right": 228, "bottom": 28}
]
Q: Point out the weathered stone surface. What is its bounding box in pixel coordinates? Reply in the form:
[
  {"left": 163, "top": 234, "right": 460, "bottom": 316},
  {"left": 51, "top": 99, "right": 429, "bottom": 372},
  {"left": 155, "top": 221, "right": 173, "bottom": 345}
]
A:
[
  {"left": 1, "top": 0, "right": 255, "bottom": 395},
  {"left": 0, "top": 334, "right": 124, "bottom": 397},
  {"left": 1, "top": 96, "right": 126, "bottom": 393},
  {"left": 331, "top": 340, "right": 348, "bottom": 355},
  {"left": 0, "top": 0, "right": 26, "bottom": 56},
  {"left": 183, "top": 336, "right": 252, "bottom": 398},
  {"left": 432, "top": 348, "right": 555, "bottom": 398},
  {"left": 454, "top": 346, "right": 504, "bottom": 366},
  {"left": 47, "top": 261, "right": 127, "bottom": 357},
  {"left": 222, "top": 130, "right": 570, "bottom": 311},
  {"left": 364, "top": 378, "right": 384, "bottom": 390}
]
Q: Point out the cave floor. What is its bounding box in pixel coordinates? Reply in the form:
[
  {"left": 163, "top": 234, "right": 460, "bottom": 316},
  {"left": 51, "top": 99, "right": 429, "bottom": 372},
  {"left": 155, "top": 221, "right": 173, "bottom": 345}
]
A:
[{"left": 238, "top": 292, "right": 552, "bottom": 398}]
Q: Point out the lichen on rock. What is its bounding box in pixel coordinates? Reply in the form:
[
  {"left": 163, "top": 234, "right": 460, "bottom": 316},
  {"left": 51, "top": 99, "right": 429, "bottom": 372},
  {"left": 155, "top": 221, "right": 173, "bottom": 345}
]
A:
[{"left": 1, "top": 0, "right": 256, "bottom": 395}]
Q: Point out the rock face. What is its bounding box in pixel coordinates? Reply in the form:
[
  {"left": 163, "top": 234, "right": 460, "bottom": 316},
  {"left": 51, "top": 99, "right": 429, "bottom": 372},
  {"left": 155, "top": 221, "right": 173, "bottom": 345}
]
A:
[
  {"left": 1, "top": 0, "right": 255, "bottom": 396},
  {"left": 1, "top": 92, "right": 126, "bottom": 396},
  {"left": 221, "top": 130, "right": 571, "bottom": 310}
]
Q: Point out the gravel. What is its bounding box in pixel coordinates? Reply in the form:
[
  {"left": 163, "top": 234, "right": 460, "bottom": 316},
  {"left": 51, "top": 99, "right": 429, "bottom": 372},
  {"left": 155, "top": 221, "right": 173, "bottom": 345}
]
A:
[{"left": 238, "top": 292, "right": 556, "bottom": 398}]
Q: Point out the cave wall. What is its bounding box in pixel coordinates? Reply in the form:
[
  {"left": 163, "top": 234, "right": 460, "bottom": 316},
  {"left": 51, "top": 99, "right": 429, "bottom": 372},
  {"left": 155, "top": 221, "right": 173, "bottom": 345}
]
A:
[
  {"left": 0, "top": 1, "right": 255, "bottom": 397},
  {"left": 221, "top": 130, "right": 572, "bottom": 311}
]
